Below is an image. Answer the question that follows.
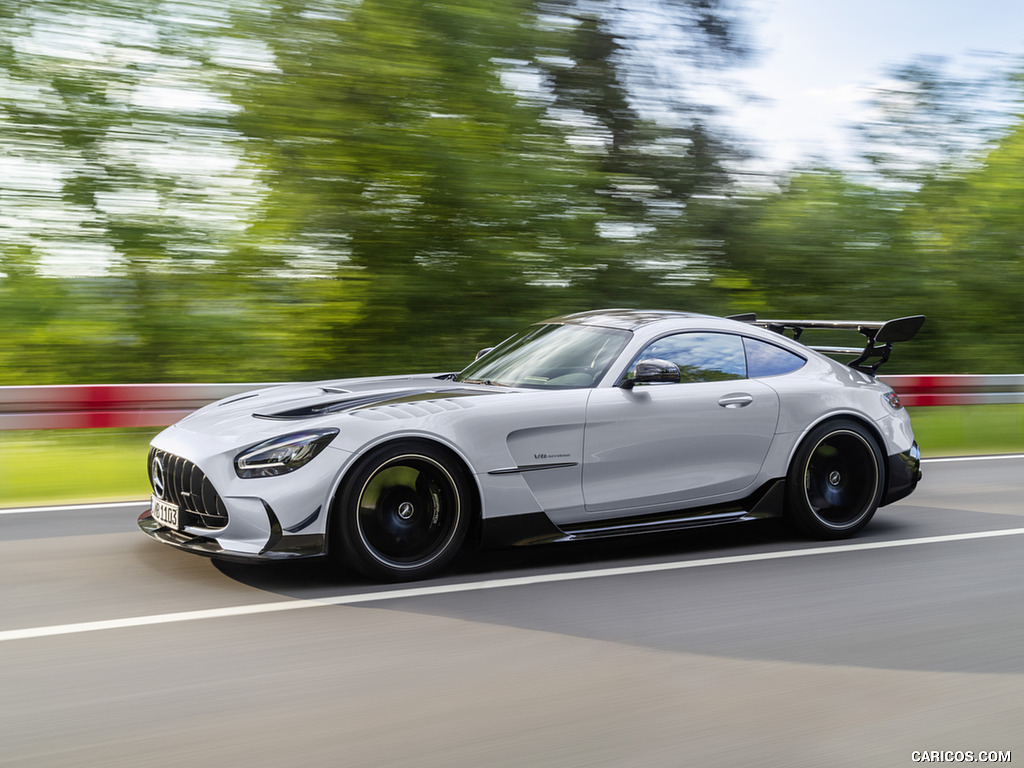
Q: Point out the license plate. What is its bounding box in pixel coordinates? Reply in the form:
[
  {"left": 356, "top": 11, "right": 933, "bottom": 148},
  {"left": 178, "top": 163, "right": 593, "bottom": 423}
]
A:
[{"left": 152, "top": 496, "right": 180, "bottom": 530}]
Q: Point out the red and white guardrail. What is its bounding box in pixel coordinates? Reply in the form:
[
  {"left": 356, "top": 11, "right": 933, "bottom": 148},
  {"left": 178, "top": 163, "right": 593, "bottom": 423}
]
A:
[
  {"left": 0, "top": 383, "right": 272, "bottom": 430},
  {"left": 881, "top": 375, "right": 1024, "bottom": 407},
  {"left": 0, "top": 375, "right": 1022, "bottom": 430}
]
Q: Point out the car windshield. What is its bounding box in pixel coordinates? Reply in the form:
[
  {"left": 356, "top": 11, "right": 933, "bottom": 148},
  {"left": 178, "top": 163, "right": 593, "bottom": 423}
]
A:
[{"left": 457, "top": 323, "right": 631, "bottom": 389}]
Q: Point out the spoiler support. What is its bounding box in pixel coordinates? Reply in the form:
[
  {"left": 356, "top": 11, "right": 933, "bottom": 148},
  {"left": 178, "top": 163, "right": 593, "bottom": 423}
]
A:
[{"left": 728, "top": 314, "right": 925, "bottom": 374}]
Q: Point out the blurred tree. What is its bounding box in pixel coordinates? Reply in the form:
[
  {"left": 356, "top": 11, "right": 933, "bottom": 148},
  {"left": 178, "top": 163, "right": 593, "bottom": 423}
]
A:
[
  {"left": 718, "top": 169, "right": 912, "bottom": 312},
  {"left": 712, "top": 61, "right": 1024, "bottom": 375},
  {"left": 2, "top": 0, "right": 752, "bottom": 383},
  {"left": 901, "top": 115, "right": 1024, "bottom": 372},
  {"left": 224, "top": 0, "right": 751, "bottom": 376},
  {"left": 225, "top": 0, "right": 581, "bottom": 375},
  {"left": 528, "top": 0, "right": 748, "bottom": 308},
  {"left": 845, "top": 58, "right": 1024, "bottom": 372},
  {"left": 856, "top": 54, "right": 1018, "bottom": 185},
  {"left": 7, "top": 0, "right": 1024, "bottom": 386},
  {"left": 0, "top": 0, "right": 280, "bottom": 383}
]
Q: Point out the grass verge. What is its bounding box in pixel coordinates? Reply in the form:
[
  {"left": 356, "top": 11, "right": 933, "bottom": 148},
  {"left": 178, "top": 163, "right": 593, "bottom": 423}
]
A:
[
  {"left": 907, "top": 404, "right": 1024, "bottom": 457},
  {"left": 1, "top": 428, "right": 159, "bottom": 508},
  {"left": 1, "top": 405, "right": 1022, "bottom": 508}
]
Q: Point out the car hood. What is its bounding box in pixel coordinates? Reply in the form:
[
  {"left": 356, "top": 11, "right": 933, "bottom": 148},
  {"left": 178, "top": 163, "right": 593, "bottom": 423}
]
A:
[{"left": 173, "top": 374, "right": 509, "bottom": 440}]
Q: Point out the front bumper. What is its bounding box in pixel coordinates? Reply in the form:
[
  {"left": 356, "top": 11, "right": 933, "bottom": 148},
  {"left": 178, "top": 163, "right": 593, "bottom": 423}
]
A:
[
  {"left": 881, "top": 441, "right": 922, "bottom": 506},
  {"left": 138, "top": 509, "right": 325, "bottom": 563},
  {"left": 141, "top": 423, "right": 353, "bottom": 563}
]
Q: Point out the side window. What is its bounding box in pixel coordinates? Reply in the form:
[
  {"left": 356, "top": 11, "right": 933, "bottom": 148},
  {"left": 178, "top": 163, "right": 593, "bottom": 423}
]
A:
[
  {"left": 744, "top": 337, "right": 806, "bottom": 377},
  {"left": 631, "top": 332, "right": 746, "bottom": 383}
]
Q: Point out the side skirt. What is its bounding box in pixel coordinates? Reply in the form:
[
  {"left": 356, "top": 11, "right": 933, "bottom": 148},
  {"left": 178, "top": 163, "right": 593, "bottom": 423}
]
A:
[{"left": 479, "top": 479, "right": 786, "bottom": 548}]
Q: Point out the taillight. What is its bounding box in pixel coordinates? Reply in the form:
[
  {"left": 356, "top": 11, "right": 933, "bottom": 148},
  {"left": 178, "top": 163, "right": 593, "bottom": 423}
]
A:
[{"left": 883, "top": 391, "right": 903, "bottom": 410}]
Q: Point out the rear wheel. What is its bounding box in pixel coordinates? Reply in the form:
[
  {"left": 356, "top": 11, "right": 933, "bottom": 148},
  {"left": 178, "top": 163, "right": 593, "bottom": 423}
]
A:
[
  {"left": 334, "top": 441, "right": 470, "bottom": 581},
  {"left": 785, "top": 419, "right": 884, "bottom": 539}
]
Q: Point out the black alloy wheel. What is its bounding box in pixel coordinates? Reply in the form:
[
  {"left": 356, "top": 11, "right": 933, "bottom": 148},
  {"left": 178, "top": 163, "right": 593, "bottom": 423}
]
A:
[
  {"left": 785, "top": 419, "right": 884, "bottom": 539},
  {"left": 335, "top": 441, "right": 470, "bottom": 581}
]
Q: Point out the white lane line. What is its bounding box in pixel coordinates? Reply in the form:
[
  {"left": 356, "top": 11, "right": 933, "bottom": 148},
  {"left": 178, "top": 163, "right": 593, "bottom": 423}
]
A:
[
  {"left": 0, "top": 500, "right": 148, "bottom": 515},
  {"left": 923, "top": 454, "right": 1024, "bottom": 463},
  {"left": 4, "top": 526, "right": 1024, "bottom": 644}
]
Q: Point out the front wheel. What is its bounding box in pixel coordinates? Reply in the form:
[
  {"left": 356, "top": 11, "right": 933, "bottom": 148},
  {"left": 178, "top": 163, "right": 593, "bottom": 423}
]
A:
[
  {"left": 333, "top": 442, "right": 471, "bottom": 581},
  {"left": 785, "top": 419, "right": 884, "bottom": 539}
]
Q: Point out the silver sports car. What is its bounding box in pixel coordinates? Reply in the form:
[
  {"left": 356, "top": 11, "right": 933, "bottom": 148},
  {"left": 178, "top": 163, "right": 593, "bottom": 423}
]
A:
[{"left": 139, "top": 309, "right": 924, "bottom": 581}]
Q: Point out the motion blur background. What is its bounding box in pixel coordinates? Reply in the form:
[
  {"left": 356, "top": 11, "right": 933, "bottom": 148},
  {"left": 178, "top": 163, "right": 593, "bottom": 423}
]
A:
[
  {"left": 2, "top": 0, "right": 1024, "bottom": 384},
  {"left": 4, "top": 10, "right": 1024, "bottom": 765}
]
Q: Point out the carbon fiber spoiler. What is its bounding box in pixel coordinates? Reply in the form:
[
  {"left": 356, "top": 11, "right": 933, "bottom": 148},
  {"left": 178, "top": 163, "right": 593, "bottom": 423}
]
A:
[{"left": 728, "top": 314, "right": 925, "bottom": 374}]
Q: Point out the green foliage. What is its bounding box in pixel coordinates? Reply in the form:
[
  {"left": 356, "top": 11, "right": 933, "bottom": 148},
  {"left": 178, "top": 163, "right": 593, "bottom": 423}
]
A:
[
  {"left": 226, "top": 0, "right": 580, "bottom": 374},
  {"left": 3, "top": 1, "right": 1024, "bottom": 386}
]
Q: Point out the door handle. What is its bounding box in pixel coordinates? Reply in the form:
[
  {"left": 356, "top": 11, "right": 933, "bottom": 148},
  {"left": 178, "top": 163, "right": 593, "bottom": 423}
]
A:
[{"left": 718, "top": 393, "right": 754, "bottom": 408}]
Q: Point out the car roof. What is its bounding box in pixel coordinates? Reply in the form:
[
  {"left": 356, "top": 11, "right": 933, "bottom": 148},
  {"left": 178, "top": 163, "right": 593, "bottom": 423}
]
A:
[{"left": 543, "top": 309, "right": 715, "bottom": 331}]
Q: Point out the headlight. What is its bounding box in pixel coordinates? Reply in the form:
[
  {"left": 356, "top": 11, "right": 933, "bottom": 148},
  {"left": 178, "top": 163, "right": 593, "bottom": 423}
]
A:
[{"left": 234, "top": 429, "right": 339, "bottom": 478}]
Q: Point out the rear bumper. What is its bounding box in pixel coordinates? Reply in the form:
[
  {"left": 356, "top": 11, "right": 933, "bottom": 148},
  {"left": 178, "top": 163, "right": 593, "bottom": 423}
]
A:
[
  {"left": 882, "top": 442, "right": 922, "bottom": 506},
  {"left": 137, "top": 509, "right": 325, "bottom": 563}
]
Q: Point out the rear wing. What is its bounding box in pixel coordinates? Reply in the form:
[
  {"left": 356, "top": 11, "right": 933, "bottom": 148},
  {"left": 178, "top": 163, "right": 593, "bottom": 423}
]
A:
[{"left": 728, "top": 314, "right": 925, "bottom": 374}]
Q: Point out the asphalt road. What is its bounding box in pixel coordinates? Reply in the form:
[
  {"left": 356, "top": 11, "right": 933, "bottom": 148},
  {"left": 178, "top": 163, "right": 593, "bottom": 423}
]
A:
[{"left": 1, "top": 456, "right": 1022, "bottom": 767}]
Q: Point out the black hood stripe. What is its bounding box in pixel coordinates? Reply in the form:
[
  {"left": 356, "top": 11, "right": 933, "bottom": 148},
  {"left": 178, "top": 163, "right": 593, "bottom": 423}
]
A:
[{"left": 253, "top": 387, "right": 499, "bottom": 421}]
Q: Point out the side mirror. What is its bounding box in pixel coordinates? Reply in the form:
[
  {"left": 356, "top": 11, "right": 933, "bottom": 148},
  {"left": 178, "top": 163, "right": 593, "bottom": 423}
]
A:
[
  {"left": 475, "top": 347, "right": 494, "bottom": 361},
  {"left": 622, "top": 358, "right": 681, "bottom": 389}
]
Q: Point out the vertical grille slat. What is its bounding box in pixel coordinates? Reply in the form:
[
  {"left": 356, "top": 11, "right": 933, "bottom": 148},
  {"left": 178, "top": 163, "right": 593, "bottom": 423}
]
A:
[
  {"left": 188, "top": 463, "right": 202, "bottom": 509},
  {"left": 149, "top": 448, "right": 229, "bottom": 530},
  {"left": 172, "top": 454, "right": 185, "bottom": 508}
]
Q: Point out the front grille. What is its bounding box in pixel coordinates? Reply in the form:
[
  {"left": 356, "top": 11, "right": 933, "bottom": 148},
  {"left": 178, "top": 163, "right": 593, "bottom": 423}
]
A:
[{"left": 148, "top": 447, "right": 229, "bottom": 529}]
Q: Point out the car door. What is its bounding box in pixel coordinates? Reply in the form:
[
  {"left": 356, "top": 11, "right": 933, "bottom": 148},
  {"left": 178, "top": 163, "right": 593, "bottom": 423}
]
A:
[{"left": 580, "top": 332, "right": 780, "bottom": 517}]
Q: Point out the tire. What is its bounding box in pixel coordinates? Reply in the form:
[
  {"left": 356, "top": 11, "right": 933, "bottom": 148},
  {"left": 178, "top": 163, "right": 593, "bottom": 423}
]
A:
[
  {"left": 785, "top": 419, "right": 884, "bottom": 539},
  {"left": 333, "top": 441, "right": 471, "bottom": 581}
]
